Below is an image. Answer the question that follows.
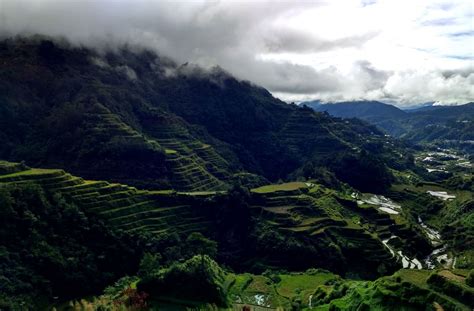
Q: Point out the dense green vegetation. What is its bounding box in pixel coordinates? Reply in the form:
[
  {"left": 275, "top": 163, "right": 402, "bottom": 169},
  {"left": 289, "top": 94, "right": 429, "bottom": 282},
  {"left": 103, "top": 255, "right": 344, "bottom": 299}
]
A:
[
  {"left": 305, "top": 100, "right": 474, "bottom": 154},
  {"left": 313, "top": 269, "right": 473, "bottom": 310},
  {"left": 0, "top": 163, "right": 421, "bottom": 278},
  {"left": 62, "top": 260, "right": 474, "bottom": 310},
  {"left": 0, "top": 181, "right": 139, "bottom": 309},
  {"left": 139, "top": 255, "right": 229, "bottom": 306},
  {"left": 0, "top": 165, "right": 230, "bottom": 309},
  {"left": 387, "top": 148, "right": 474, "bottom": 271},
  {"left": 2, "top": 161, "right": 457, "bottom": 309},
  {"left": 0, "top": 37, "right": 472, "bottom": 310},
  {"left": 0, "top": 37, "right": 414, "bottom": 193}
]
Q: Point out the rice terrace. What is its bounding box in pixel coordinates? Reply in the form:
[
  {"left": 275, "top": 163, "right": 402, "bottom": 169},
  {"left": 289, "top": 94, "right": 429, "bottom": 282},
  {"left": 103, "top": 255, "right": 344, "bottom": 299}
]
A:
[{"left": 0, "top": 0, "right": 473, "bottom": 310}]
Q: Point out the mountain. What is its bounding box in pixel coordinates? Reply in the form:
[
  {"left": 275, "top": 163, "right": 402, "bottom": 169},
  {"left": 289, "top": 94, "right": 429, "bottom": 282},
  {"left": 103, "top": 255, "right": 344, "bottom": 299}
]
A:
[
  {"left": 303, "top": 100, "right": 407, "bottom": 120},
  {"left": 402, "top": 102, "right": 436, "bottom": 112},
  {"left": 0, "top": 160, "right": 435, "bottom": 308},
  {"left": 402, "top": 104, "right": 474, "bottom": 150},
  {"left": 1, "top": 160, "right": 472, "bottom": 309},
  {"left": 0, "top": 37, "right": 410, "bottom": 193},
  {"left": 1, "top": 37, "right": 472, "bottom": 310},
  {"left": 303, "top": 100, "right": 474, "bottom": 153}
]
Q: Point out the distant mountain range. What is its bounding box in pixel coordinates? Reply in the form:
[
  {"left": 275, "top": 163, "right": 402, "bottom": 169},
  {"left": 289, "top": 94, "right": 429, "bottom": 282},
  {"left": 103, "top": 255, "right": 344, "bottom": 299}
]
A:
[
  {"left": 303, "top": 100, "right": 406, "bottom": 120},
  {"left": 302, "top": 100, "right": 474, "bottom": 153}
]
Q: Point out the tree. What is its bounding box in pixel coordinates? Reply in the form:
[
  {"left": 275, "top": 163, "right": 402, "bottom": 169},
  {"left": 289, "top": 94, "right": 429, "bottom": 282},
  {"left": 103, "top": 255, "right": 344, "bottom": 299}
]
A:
[
  {"left": 138, "top": 252, "right": 161, "bottom": 278},
  {"left": 186, "top": 232, "right": 218, "bottom": 268},
  {"left": 137, "top": 255, "right": 228, "bottom": 306}
]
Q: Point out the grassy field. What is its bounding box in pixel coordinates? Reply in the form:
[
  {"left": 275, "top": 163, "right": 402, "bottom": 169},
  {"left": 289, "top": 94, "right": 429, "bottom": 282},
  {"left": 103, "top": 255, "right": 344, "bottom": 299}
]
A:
[
  {"left": 277, "top": 272, "right": 337, "bottom": 298},
  {"left": 0, "top": 168, "right": 61, "bottom": 179},
  {"left": 227, "top": 270, "right": 340, "bottom": 309},
  {"left": 397, "top": 268, "right": 470, "bottom": 287}
]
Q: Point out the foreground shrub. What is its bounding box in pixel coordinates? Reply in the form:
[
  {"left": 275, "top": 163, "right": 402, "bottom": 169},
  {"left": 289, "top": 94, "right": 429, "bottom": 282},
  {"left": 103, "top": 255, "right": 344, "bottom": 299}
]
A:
[{"left": 138, "top": 255, "right": 228, "bottom": 306}]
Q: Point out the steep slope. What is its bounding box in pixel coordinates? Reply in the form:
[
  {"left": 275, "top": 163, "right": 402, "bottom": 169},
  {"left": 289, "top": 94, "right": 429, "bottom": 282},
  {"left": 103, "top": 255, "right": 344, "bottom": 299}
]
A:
[
  {"left": 0, "top": 161, "right": 436, "bottom": 279},
  {"left": 0, "top": 37, "right": 409, "bottom": 191},
  {"left": 0, "top": 164, "right": 141, "bottom": 308},
  {"left": 0, "top": 38, "right": 236, "bottom": 191}
]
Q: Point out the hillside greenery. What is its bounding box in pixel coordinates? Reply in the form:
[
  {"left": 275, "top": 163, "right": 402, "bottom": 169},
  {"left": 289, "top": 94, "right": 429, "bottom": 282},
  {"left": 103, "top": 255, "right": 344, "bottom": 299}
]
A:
[
  {"left": 3, "top": 160, "right": 472, "bottom": 309},
  {"left": 305, "top": 100, "right": 474, "bottom": 154},
  {"left": 0, "top": 38, "right": 416, "bottom": 193},
  {"left": 60, "top": 260, "right": 474, "bottom": 311},
  {"left": 0, "top": 37, "right": 472, "bottom": 311},
  {"left": 0, "top": 182, "right": 140, "bottom": 309}
]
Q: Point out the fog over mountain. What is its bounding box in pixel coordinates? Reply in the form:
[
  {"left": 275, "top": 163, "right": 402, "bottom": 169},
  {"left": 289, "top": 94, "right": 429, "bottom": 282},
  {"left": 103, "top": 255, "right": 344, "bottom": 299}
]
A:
[
  {"left": 1, "top": 1, "right": 474, "bottom": 309},
  {"left": 1, "top": 0, "right": 472, "bottom": 106}
]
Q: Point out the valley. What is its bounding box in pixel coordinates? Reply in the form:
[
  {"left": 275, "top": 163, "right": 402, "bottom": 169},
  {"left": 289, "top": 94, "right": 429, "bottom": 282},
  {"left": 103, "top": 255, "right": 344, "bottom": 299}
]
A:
[
  {"left": 1, "top": 154, "right": 472, "bottom": 309},
  {"left": 0, "top": 38, "right": 472, "bottom": 311}
]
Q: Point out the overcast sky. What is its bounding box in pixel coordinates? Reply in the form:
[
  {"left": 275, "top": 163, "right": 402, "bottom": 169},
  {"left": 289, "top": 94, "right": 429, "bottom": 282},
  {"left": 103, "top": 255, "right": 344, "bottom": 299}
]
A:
[{"left": 1, "top": 0, "right": 473, "bottom": 106}]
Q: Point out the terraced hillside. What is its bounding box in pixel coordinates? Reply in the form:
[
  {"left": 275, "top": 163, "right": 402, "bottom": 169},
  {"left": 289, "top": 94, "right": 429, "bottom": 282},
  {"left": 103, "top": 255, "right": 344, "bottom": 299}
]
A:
[
  {"left": 387, "top": 176, "right": 474, "bottom": 270},
  {"left": 0, "top": 37, "right": 411, "bottom": 193},
  {"left": 312, "top": 268, "right": 474, "bottom": 310},
  {"left": 15, "top": 97, "right": 231, "bottom": 191},
  {"left": 279, "top": 108, "right": 348, "bottom": 158},
  {"left": 0, "top": 163, "right": 216, "bottom": 238},
  {"left": 66, "top": 102, "right": 168, "bottom": 186},
  {"left": 63, "top": 258, "right": 474, "bottom": 310},
  {"left": 248, "top": 183, "right": 432, "bottom": 276},
  {"left": 142, "top": 114, "right": 231, "bottom": 191},
  {"left": 0, "top": 162, "right": 433, "bottom": 278},
  {"left": 4, "top": 161, "right": 468, "bottom": 310},
  {"left": 83, "top": 105, "right": 230, "bottom": 191},
  {"left": 226, "top": 268, "right": 474, "bottom": 310}
]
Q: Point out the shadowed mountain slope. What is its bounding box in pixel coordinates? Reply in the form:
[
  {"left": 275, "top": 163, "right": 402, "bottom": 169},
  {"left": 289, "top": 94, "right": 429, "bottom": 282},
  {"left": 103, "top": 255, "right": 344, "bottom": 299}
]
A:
[{"left": 0, "top": 37, "right": 409, "bottom": 191}]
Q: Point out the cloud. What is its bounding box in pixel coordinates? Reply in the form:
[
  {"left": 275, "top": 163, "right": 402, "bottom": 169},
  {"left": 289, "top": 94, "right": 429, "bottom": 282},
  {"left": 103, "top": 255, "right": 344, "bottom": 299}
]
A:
[
  {"left": 116, "top": 65, "right": 138, "bottom": 81},
  {"left": 383, "top": 70, "right": 474, "bottom": 106},
  {"left": 0, "top": 0, "right": 472, "bottom": 106},
  {"left": 361, "top": 0, "right": 377, "bottom": 7},
  {"left": 262, "top": 28, "right": 377, "bottom": 53},
  {"left": 421, "top": 18, "right": 457, "bottom": 26},
  {"left": 448, "top": 31, "right": 474, "bottom": 37}
]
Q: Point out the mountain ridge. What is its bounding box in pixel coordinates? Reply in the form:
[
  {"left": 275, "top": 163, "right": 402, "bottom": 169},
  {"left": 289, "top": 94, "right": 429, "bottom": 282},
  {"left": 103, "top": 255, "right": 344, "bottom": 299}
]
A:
[
  {"left": 303, "top": 99, "right": 474, "bottom": 153},
  {"left": 0, "top": 36, "right": 473, "bottom": 311},
  {"left": 0, "top": 37, "right": 409, "bottom": 192}
]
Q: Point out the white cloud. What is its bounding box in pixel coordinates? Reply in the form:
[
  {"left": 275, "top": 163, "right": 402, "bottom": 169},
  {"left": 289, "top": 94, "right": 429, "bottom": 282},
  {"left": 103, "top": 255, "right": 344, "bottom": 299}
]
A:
[
  {"left": 0, "top": 0, "right": 472, "bottom": 106},
  {"left": 383, "top": 70, "right": 474, "bottom": 106}
]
